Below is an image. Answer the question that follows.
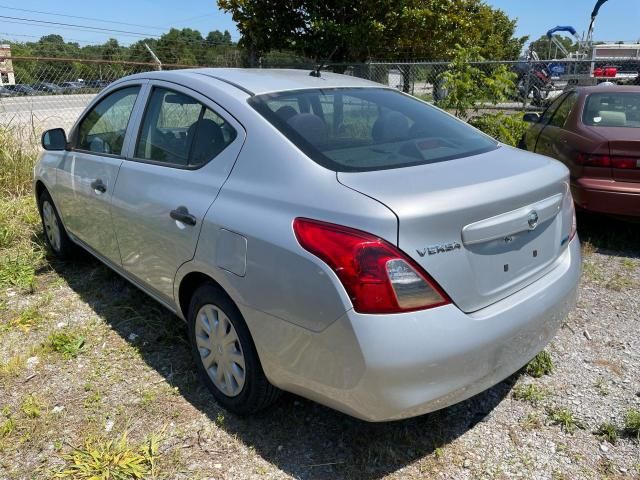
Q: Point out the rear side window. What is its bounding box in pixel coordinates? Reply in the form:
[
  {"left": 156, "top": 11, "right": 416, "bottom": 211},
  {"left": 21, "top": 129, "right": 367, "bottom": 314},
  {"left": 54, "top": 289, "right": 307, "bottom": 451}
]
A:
[
  {"left": 249, "top": 88, "right": 498, "bottom": 172},
  {"left": 76, "top": 86, "right": 140, "bottom": 155},
  {"left": 549, "top": 92, "right": 578, "bottom": 128},
  {"left": 583, "top": 92, "right": 640, "bottom": 128},
  {"left": 135, "top": 87, "right": 237, "bottom": 167}
]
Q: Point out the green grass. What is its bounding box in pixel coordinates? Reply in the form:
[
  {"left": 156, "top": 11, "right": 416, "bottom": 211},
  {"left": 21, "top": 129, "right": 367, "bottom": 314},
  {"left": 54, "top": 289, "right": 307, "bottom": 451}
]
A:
[
  {"left": 548, "top": 407, "right": 584, "bottom": 433},
  {"left": 0, "top": 195, "right": 44, "bottom": 292},
  {"left": 624, "top": 409, "right": 640, "bottom": 440},
  {"left": 54, "top": 432, "right": 162, "bottom": 479},
  {"left": 512, "top": 384, "right": 548, "bottom": 405},
  {"left": 1, "top": 304, "right": 44, "bottom": 335},
  {"left": 605, "top": 273, "right": 633, "bottom": 292},
  {"left": 45, "top": 330, "right": 86, "bottom": 359},
  {"left": 20, "top": 394, "right": 44, "bottom": 418},
  {"left": 520, "top": 412, "right": 542, "bottom": 430},
  {"left": 525, "top": 351, "right": 554, "bottom": 378},
  {"left": 0, "top": 125, "right": 39, "bottom": 197},
  {"left": 595, "top": 422, "right": 619, "bottom": 444}
]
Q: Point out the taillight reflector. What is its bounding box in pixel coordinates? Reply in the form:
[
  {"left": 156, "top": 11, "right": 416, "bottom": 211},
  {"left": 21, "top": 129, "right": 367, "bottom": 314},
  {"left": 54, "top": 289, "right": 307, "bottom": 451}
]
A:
[
  {"left": 293, "top": 218, "right": 451, "bottom": 314},
  {"left": 576, "top": 153, "right": 639, "bottom": 169}
]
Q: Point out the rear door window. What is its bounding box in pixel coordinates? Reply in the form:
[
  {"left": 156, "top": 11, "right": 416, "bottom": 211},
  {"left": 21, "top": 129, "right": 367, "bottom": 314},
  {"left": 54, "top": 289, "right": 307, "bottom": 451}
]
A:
[
  {"left": 249, "top": 88, "right": 498, "bottom": 172},
  {"left": 134, "top": 87, "right": 237, "bottom": 167},
  {"left": 549, "top": 92, "right": 578, "bottom": 128},
  {"left": 539, "top": 92, "right": 568, "bottom": 124}
]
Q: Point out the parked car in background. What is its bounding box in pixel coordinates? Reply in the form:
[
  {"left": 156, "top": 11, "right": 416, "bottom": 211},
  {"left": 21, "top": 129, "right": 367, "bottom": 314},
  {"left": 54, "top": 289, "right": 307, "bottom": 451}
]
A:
[
  {"left": 32, "top": 82, "right": 65, "bottom": 94},
  {"left": 4, "top": 84, "right": 37, "bottom": 96},
  {"left": 85, "top": 79, "right": 111, "bottom": 89},
  {"left": 520, "top": 85, "right": 640, "bottom": 219},
  {"left": 60, "top": 81, "right": 85, "bottom": 93},
  {"left": 34, "top": 68, "right": 581, "bottom": 421},
  {"left": 0, "top": 86, "right": 12, "bottom": 97}
]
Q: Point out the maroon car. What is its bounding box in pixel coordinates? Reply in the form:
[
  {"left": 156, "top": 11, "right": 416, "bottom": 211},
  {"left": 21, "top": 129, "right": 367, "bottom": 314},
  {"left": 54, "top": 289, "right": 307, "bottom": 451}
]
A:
[{"left": 521, "top": 85, "right": 639, "bottom": 219}]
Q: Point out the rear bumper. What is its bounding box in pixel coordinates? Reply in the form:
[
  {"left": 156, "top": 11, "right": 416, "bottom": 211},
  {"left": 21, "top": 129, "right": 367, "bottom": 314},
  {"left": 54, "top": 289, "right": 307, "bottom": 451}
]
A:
[
  {"left": 572, "top": 177, "right": 640, "bottom": 217},
  {"left": 242, "top": 238, "right": 581, "bottom": 422}
]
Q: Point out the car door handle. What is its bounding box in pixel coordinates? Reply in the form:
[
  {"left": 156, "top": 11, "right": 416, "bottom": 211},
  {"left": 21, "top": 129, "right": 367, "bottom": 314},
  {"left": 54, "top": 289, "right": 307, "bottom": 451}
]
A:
[
  {"left": 170, "top": 206, "right": 197, "bottom": 226},
  {"left": 90, "top": 179, "right": 107, "bottom": 194}
]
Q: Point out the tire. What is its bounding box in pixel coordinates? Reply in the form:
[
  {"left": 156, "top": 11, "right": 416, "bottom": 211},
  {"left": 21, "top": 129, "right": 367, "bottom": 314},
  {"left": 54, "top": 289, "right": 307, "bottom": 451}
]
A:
[
  {"left": 188, "top": 283, "right": 280, "bottom": 415},
  {"left": 37, "top": 190, "right": 76, "bottom": 259}
]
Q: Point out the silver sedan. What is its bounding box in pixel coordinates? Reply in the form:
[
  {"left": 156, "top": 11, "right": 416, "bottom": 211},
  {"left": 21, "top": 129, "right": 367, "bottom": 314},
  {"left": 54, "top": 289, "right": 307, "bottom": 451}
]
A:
[{"left": 34, "top": 68, "right": 581, "bottom": 421}]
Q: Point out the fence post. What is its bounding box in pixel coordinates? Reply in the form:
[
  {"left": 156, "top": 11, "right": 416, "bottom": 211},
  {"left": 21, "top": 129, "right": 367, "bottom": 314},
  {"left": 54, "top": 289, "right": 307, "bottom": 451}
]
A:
[{"left": 522, "top": 57, "right": 532, "bottom": 110}]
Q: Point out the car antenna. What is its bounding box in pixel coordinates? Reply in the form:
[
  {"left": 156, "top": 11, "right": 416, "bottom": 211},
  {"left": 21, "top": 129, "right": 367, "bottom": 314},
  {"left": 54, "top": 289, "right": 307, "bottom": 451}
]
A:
[{"left": 309, "top": 46, "right": 339, "bottom": 78}]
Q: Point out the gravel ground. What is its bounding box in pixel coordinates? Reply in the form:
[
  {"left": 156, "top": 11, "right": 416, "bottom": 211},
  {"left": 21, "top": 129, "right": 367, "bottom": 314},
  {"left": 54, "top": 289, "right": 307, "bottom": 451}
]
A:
[{"left": 0, "top": 211, "right": 639, "bottom": 479}]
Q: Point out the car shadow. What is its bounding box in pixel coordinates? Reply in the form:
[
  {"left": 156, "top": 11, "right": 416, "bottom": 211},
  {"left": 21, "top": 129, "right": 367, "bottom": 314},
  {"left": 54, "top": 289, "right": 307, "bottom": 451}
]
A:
[
  {"left": 577, "top": 212, "right": 640, "bottom": 258},
  {"left": 50, "top": 256, "right": 516, "bottom": 479}
]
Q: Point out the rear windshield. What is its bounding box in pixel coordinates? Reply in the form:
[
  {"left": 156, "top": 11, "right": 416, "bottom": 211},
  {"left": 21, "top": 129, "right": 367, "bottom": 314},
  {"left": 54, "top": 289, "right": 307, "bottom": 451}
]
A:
[
  {"left": 249, "top": 88, "right": 498, "bottom": 172},
  {"left": 583, "top": 92, "right": 640, "bottom": 128}
]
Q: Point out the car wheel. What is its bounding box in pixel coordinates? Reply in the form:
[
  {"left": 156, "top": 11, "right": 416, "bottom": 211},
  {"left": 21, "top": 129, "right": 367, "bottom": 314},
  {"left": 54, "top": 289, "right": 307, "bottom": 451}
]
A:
[
  {"left": 188, "top": 283, "right": 280, "bottom": 415},
  {"left": 38, "top": 191, "right": 75, "bottom": 259}
]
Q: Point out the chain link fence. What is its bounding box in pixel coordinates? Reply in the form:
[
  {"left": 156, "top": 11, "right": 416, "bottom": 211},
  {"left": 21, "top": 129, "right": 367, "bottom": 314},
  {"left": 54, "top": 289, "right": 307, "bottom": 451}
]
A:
[{"left": 1, "top": 56, "right": 639, "bottom": 141}]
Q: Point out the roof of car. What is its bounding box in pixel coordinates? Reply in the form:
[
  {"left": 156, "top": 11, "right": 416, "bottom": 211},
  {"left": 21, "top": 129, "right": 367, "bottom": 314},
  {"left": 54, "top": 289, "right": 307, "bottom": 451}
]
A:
[
  {"left": 576, "top": 84, "right": 640, "bottom": 94},
  {"left": 142, "top": 68, "right": 383, "bottom": 96}
]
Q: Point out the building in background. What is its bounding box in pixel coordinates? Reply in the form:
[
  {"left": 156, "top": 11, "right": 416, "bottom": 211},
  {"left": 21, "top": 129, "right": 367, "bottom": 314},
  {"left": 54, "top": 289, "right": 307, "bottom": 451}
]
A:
[{"left": 0, "top": 44, "right": 16, "bottom": 86}]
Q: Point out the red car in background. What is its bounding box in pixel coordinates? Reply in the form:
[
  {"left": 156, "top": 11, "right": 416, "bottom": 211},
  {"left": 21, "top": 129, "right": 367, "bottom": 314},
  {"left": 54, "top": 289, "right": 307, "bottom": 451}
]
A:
[{"left": 520, "top": 85, "right": 640, "bottom": 219}]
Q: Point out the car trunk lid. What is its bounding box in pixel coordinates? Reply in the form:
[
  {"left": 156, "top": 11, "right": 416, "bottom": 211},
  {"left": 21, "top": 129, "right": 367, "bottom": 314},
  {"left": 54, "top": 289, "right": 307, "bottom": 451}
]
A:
[{"left": 338, "top": 145, "right": 573, "bottom": 313}]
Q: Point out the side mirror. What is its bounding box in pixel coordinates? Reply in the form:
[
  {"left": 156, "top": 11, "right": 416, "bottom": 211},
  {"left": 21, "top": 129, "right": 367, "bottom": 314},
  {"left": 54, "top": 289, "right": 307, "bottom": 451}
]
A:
[
  {"left": 41, "top": 128, "right": 68, "bottom": 151},
  {"left": 522, "top": 113, "right": 541, "bottom": 123}
]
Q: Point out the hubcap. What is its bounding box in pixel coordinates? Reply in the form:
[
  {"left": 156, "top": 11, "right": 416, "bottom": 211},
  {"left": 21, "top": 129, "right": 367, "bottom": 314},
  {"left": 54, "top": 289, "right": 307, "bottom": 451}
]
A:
[
  {"left": 195, "top": 304, "right": 246, "bottom": 397},
  {"left": 42, "top": 201, "right": 61, "bottom": 252}
]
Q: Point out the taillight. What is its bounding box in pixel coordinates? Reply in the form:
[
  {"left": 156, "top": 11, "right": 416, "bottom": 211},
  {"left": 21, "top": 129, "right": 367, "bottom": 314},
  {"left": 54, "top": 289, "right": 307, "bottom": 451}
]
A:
[
  {"left": 611, "top": 157, "right": 640, "bottom": 169},
  {"left": 576, "top": 153, "right": 639, "bottom": 169},
  {"left": 568, "top": 196, "right": 577, "bottom": 242},
  {"left": 293, "top": 218, "right": 451, "bottom": 314},
  {"left": 561, "top": 190, "right": 577, "bottom": 245},
  {"left": 576, "top": 152, "right": 611, "bottom": 167}
]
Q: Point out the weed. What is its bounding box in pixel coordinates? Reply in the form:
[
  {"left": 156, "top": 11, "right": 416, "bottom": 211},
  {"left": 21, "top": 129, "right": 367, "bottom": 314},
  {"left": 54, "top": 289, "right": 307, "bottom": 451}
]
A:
[
  {"left": 0, "top": 354, "right": 25, "bottom": 380},
  {"left": 21, "top": 394, "right": 44, "bottom": 418},
  {"left": 54, "top": 431, "right": 162, "bottom": 479},
  {"left": 594, "top": 377, "right": 609, "bottom": 396},
  {"left": 0, "top": 126, "right": 39, "bottom": 196},
  {"left": 597, "top": 458, "right": 616, "bottom": 476},
  {"left": 621, "top": 258, "right": 636, "bottom": 270},
  {"left": 140, "top": 390, "right": 157, "bottom": 408},
  {"left": 215, "top": 412, "right": 225, "bottom": 427},
  {"left": 84, "top": 391, "right": 102, "bottom": 410},
  {"left": 582, "top": 262, "right": 604, "bottom": 283},
  {"left": 624, "top": 409, "right": 640, "bottom": 440},
  {"left": 0, "top": 413, "right": 16, "bottom": 439},
  {"left": 525, "top": 351, "right": 554, "bottom": 378},
  {"left": 548, "top": 407, "right": 583, "bottom": 433},
  {"left": 4, "top": 304, "right": 43, "bottom": 334},
  {"left": 605, "top": 273, "right": 633, "bottom": 291},
  {"left": 580, "top": 241, "right": 595, "bottom": 257},
  {"left": 595, "top": 422, "right": 619, "bottom": 444},
  {"left": 0, "top": 253, "right": 39, "bottom": 290},
  {"left": 45, "top": 330, "right": 86, "bottom": 359},
  {"left": 512, "top": 384, "right": 547, "bottom": 405},
  {"left": 521, "top": 412, "right": 542, "bottom": 430}
]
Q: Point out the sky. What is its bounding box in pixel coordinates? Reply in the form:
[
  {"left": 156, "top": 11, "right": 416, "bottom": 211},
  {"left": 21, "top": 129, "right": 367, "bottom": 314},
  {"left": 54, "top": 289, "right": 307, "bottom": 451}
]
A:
[
  {"left": 1, "top": 0, "right": 639, "bottom": 47},
  {"left": 486, "top": 0, "right": 640, "bottom": 43}
]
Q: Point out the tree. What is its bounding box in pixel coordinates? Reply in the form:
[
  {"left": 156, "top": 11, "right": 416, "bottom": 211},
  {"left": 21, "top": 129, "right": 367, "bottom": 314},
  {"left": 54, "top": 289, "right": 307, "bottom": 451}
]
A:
[
  {"left": 436, "top": 45, "right": 516, "bottom": 118},
  {"left": 218, "top": 0, "right": 528, "bottom": 65},
  {"left": 528, "top": 35, "right": 578, "bottom": 60}
]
